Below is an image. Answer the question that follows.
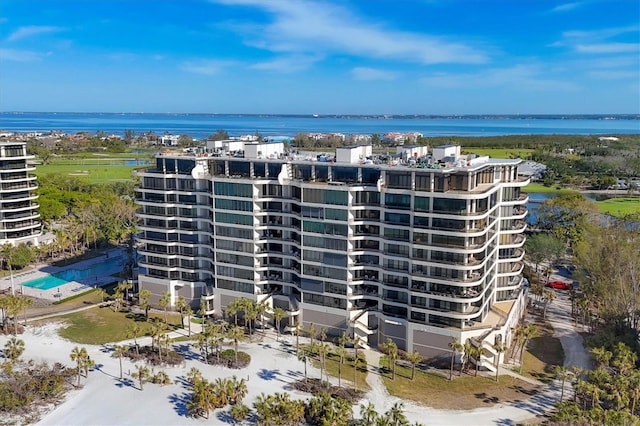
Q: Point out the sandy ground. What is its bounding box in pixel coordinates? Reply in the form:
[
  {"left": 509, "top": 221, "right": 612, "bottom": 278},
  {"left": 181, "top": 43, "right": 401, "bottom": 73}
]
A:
[{"left": 0, "top": 314, "right": 579, "bottom": 426}]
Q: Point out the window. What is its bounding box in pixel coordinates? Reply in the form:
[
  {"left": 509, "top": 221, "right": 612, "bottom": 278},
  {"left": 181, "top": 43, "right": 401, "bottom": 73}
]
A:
[
  {"left": 215, "top": 199, "right": 253, "bottom": 211},
  {"left": 432, "top": 198, "right": 466, "bottom": 214},
  {"left": 384, "top": 228, "right": 409, "bottom": 241},
  {"left": 387, "top": 172, "right": 411, "bottom": 189},
  {"left": 384, "top": 212, "right": 410, "bottom": 225},
  {"left": 229, "top": 161, "right": 250, "bottom": 177},
  {"left": 415, "top": 196, "right": 430, "bottom": 211},
  {"left": 215, "top": 212, "right": 253, "bottom": 225},
  {"left": 385, "top": 193, "right": 410, "bottom": 209},
  {"left": 415, "top": 174, "right": 431, "bottom": 191},
  {"left": 214, "top": 182, "right": 253, "bottom": 197},
  {"left": 325, "top": 208, "right": 347, "bottom": 221},
  {"left": 332, "top": 167, "right": 358, "bottom": 183}
]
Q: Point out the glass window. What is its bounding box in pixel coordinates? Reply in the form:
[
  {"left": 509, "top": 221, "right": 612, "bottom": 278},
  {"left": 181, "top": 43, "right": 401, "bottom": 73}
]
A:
[
  {"left": 415, "top": 174, "right": 431, "bottom": 191},
  {"left": 386, "top": 172, "right": 411, "bottom": 189},
  {"left": 432, "top": 198, "right": 467, "bottom": 214},
  {"left": 385, "top": 193, "right": 411, "bottom": 209},
  {"left": 325, "top": 208, "right": 347, "bottom": 221},
  {"left": 332, "top": 167, "right": 358, "bottom": 183},
  {"left": 362, "top": 168, "right": 380, "bottom": 184},
  {"left": 414, "top": 196, "right": 430, "bottom": 212},
  {"left": 384, "top": 212, "right": 410, "bottom": 225},
  {"left": 214, "top": 182, "right": 253, "bottom": 197},
  {"left": 229, "top": 161, "right": 250, "bottom": 177}
]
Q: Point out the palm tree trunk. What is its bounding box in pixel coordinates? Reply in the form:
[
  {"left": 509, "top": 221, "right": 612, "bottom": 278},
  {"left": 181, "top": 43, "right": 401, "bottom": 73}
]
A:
[{"left": 450, "top": 352, "right": 455, "bottom": 380}]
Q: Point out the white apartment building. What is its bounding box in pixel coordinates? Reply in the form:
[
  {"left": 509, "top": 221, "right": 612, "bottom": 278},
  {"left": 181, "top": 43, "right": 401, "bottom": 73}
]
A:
[
  {"left": 0, "top": 142, "right": 41, "bottom": 246},
  {"left": 135, "top": 144, "right": 529, "bottom": 364}
]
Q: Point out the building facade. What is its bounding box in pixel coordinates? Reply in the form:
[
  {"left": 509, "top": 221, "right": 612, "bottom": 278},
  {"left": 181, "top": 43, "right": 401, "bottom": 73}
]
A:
[
  {"left": 0, "top": 142, "right": 41, "bottom": 246},
  {"left": 136, "top": 145, "right": 529, "bottom": 362}
]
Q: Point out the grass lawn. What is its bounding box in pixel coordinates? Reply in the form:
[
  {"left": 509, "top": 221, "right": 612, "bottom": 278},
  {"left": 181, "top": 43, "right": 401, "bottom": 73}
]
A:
[
  {"left": 516, "top": 319, "right": 565, "bottom": 384},
  {"left": 54, "top": 308, "right": 182, "bottom": 344},
  {"left": 35, "top": 164, "right": 140, "bottom": 183},
  {"left": 307, "top": 345, "right": 369, "bottom": 391},
  {"left": 596, "top": 197, "right": 640, "bottom": 217},
  {"left": 379, "top": 355, "right": 540, "bottom": 410},
  {"left": 524, "top": 183, "right": 577, "bottom": 194},
  {"left": 462, "top": 147, "right": 534, "bottom": 159}
]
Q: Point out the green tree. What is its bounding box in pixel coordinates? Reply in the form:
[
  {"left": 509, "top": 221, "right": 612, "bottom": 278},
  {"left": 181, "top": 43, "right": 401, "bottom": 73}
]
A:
[
  {"left": 70, "top": 346, "right": 89, "bottom": 387},
  {"left": 4, "top": 337, "right": 25, "bottom": 362},
  {"left": 383, "top": 338, "right": 399, "bottom": 380},
  {"left": 524, "top": 233, "right": 565, "bottom": 274},
  {"left": 159, "top": 291, "right": 171, "bottom": 324},
  {"left": 112, "top": 345, "right": 128, "bottom": 379},
  {"left": 226, "top": 326, "right": 245, "bottom": 366},
  {"left": 272, "top": 307, "right": 286, "bottom": 341},
  {"left": 133, "top": 364, "right": 150, "bottom": 391},
  {"left": 126, "top": 323, "right": 141, "bottom": 356},
  {"left": 406, "top": 350, "right": 423, "bottom": 381},
  {"left": 138, "top": 288, "right": 151, "bottom": 320},
  {"left": 448, "top": 337, "right": 463, "bottom": 380}
]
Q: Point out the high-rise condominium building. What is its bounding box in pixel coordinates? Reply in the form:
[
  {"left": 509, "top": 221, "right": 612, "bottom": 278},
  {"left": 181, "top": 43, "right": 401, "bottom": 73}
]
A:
[
  {"left": 0, "top": 142, "right": 41, "bottom": 246},
  {"left": 136, "top": 143, "right": 529, "bottom": 361}
]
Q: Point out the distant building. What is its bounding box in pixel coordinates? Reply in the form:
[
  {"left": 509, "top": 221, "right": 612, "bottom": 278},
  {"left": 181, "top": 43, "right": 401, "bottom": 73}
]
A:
[{"left": 0, "top": 142, "right": 41, "bottom": 246}]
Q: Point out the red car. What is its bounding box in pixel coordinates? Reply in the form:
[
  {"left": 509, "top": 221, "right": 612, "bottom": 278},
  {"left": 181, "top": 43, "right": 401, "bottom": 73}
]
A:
[{"left": 547, "top": 280, "right": 572, "bottom": 290}]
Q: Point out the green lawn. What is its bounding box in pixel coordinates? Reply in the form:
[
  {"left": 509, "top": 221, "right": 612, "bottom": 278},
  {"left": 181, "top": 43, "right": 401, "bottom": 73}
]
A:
[
  {"left": 524, "top": 183, "right": 577, "bottom": 194},
  {"left": 596, "top": 197, "right": 640, "bottom": 217},
  {"left": 462, "top": 147, "right": 534, "bottom": 159},
  {"left": 55, "top": 308, "right": 182, "bottom": 344},
  {"left": 306, "top": 345, "right": 369, "bottom": 390},
  {"left": 379, "top": 355, "right": 540, "bottom": 410},
  {"left": 518, "top": 321, "right": 565, "bottom": 383},
  {"left": 35, "top": 164, "right": 141, "bottom": 183}
]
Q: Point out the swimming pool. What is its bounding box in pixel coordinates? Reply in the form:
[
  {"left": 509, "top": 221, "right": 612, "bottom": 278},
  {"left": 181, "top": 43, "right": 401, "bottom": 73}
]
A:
[{"left": 21, "top": 257, "right": 125, "bottom": 290}]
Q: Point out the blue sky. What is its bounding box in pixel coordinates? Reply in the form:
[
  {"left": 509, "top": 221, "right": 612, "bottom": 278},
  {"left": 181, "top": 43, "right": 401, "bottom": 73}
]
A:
[{"left": 1, "top": 0, "right": 639, "bottom": 114}]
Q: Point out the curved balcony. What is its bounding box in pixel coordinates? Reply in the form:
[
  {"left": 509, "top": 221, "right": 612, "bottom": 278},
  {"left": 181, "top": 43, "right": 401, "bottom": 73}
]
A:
[{"left": 498, "top": 248, "right": 525, "bottom": 263}]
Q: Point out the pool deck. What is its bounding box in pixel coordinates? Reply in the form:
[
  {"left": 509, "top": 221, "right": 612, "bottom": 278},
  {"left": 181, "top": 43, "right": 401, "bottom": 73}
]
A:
[{"left": 0, "top": 247, "right": 128, "bottom": 301}]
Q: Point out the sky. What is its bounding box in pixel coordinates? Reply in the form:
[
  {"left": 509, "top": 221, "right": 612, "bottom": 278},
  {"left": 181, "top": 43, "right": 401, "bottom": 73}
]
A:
[{"left": 0, "top": 0, "right": 639, "bottom": 114}]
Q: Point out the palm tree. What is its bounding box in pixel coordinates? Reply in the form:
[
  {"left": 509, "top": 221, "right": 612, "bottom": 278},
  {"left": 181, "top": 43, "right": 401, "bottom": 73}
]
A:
[
  {"left": 297, "top": 345, "right": 309, "bottom": 383},
  {"left": 138, "top": 288, "right": 152, "bottom": 320},
  {"left": 519, "top": 323, "right": 538, "bottom": 374},
  {"left": 186, "top": 367, "right": 203, "bottom": 385},
  {"left": 307, "top": 322, "right": 317, "bottom": 346},
  {"left": 159, "top": 291, "right": 171, "bottom": 324},
  {"left": 112, "top": 288, "right": 124, "bottom": 312},
  {"left": 448, "top": 337, "right": 463, "bottom": 380},
  {"left": 542, "top": 288, "right": 557, "bottom": 318},
  {"left": 386, "top": 402, "right": 408, "bottom": 426},
  {"left": 126, "top": 323, "right": 141, "bottom": 355},
  {"left": 316, "top": 342, "right": 330, "bottom": 384},
  {"left": 95, "top": 287, "right": 108, "bottom": 304},
  {"left": 492, "top": 342, "right": 508, "bottom": 382},
  {"left": 336, "top": 345, "right": 348, "bottom": 387},
  {"left": 226, "top": 298, "right": 241, "bottom": 326},
  {"left": 4, "top": 337, "right": 25, "bottom": 362},
  {"left": 360, "top": 402, "right": 379, "bottom": 425},
  {"left": 255, "top": 301, "right": 267, "bottom": 334},
  {"left": 244, "top": 302, "right": 258, "bottom": 336},
  {"left": 133, "top": 364, "right": 150, "bottom": 391},
  {"left": 272, "top": 307, "right": 286, "bottom": 341},
  {"left": 116, "top": 280, "right": 133, "bottom": 303},
  {"left": 554, "top": 365, "right": 573, "bottom": 402},
  {"left": 406, "top": 350, "right": 423, "bottom": 381},
  {"left": 175, "top": 296, "right": 187, "bottom": 325},
  {"left": 184, "top": 305, "right": 193, "bottom": 336},
  {"left": 383, "top": 338, "right": 398, "bottom": 380},
  {"left": 112, "top": 345, "right": 128, "bottom": 379},
  {"left": 227, "top": 325, "right": 245, "bottom": 366},
  {"left": 70, "top": 346, "right": 89, "bottom": 387},
  {"left": 353, "top": 335, "right": 362, "bottom": 390}
]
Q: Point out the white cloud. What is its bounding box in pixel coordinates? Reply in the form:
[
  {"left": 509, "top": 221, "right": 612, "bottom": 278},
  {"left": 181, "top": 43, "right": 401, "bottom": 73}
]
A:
[
  {"left": 0, "top": 48, "right": 43, "bottom": 61},
  {"left": 7, "top": 25, "right": 65, "bottom": 42},
  {"left": 548, "top": 2, "right": 583, "bottom": 13},
  {"left": 351, "top": 67, "right": 397, "bottom": 81},
  {"left": 250, "top": 54, "right": 321, "bottom": 72},
  {"left": 420, "top": 65, "right": 579, "bottom": 91},
  {"left": 210, "top": 0, "right": 487, "bottom": 65},
  {"left": 179, "top": 59, "right": 232, "bottom": 75},
  {"left": 575, "top": 43, "right": 640, "bottom": 54},
  {"left": 553, "top": 25, "right": 640, "bottom": 54},
  {"left": 587, "top": 70, "right": 639, "bottom": 80}
]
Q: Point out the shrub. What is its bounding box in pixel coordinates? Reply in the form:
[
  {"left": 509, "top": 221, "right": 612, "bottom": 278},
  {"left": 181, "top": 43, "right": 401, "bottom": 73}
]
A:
[{"left": 207, "top": 349, "right": 251, "bottom": 369}]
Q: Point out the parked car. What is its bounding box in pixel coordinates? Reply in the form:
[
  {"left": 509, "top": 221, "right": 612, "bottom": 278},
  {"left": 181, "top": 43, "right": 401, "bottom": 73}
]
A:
[{"left": 548, "top": 280, "right": 572, "bottom": 290}]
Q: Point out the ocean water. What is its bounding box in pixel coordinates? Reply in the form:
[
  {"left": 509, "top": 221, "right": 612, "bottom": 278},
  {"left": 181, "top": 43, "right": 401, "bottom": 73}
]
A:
[{"left": 0, "top": 112, "right": 638, "bottom": 139}]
